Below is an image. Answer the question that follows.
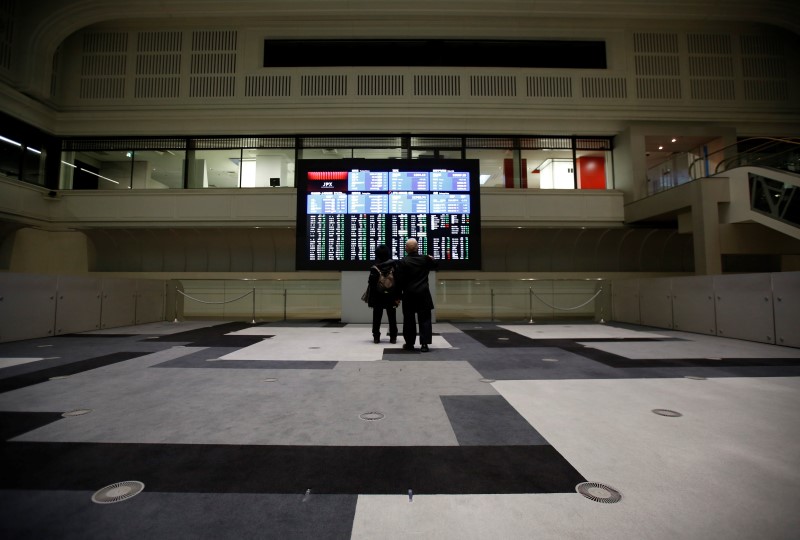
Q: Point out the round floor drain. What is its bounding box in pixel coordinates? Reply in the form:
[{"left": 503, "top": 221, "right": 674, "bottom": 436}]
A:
[
  {"left": 652, "top": 409, "right": 682, "bottom": 417},
  {"left": 479, "top": 378, "right": 496, "bottom": 383},
  {"left": 62, "top": 409, "right": 92, "bottom": 417},
  {"left": 263, "top": 378, "right": 278, "bottom": 382},
  {"left": 360, "top": 412, "right": 385, "bottom": 421},
  {"left": 542, "top": 358, "right": 559, "bottom": 362},
  {"left": 576, "top": 482, "right": 622, "bottom": 503},
  {"left": 685, "top": 375, "right": 707, "bottom": 380},
  {"left": 91, "top": 481, "right": 145, "bottom": 504},
  {"left": 309, "top": 346, "right": 320, "bottom": 349}
]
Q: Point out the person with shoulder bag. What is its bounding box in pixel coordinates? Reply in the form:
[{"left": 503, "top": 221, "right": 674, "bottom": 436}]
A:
[{"left": 366, "top": 244, "right": 400, "bottom": 343}]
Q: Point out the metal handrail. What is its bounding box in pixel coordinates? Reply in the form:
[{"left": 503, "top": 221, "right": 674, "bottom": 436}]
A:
[{"left": 689, "top": 137, "right": 800, "bottom": 181}]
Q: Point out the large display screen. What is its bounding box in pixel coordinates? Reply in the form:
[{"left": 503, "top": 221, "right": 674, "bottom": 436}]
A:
[{"left": 295, "top": 159, "right": 481, "bottom": 270}]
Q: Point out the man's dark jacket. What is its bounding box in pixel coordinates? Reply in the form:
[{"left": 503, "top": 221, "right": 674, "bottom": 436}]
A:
[{"left": 396, "top": 254, "right": 437, "bottom": 310}]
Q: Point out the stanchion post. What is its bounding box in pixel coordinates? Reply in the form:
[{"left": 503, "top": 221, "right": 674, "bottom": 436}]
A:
[
  {"left": 251, "top": 288, "right": 256, "bottom": 324},
  {"left": 173, "top": 287, "right": 179, "bottom": 323},
  {"left": 283, "top": 289, "right": 287, "bottom": 321},
  {"left": 528, "top": 287, "right": 534, "bottom": 324},
  {"left": 490, "top": 289, "right": 494, "bottom": 321},
  {"left": 599, "top": 285, "right": 606, "bottom": 323}
]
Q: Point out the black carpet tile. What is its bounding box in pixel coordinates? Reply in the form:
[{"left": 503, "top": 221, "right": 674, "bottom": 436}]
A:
[
  {"left": 153, "top": 349, "right": 338, "bottom": 370},
  {"left": 0, "top": 491, "right": 357, "bottom": 540},
  {"left": 0, "top": 411, "right": 64, "bottom": 441},
  {"left": 59, "top": 333, "right": 142, "bottom": 338},
  {"left": 0, "top": 352, "right": 149, "bottom": 394},
  {"left": 441, "top": 395, "right": 550, "bottom": 445},
  {"left": 256, "top": 320, "right": 347, "bottom": 328},
  {"left": 0, "top": 442, "right": 585, "bottom": 495},
  {"left": 142, "top": 322, "right": 267, "bottom": 347}
]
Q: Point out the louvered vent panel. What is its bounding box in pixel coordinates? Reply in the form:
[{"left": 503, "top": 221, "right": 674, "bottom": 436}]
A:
[
  {"left": 633, "top": 32, "right": 680, "bottom": 100},
  {"left": 137, "top": 31, "right": 181, "bottom": 52},
  {"left": 470, "top": 75, "right": 516, "bottom": 97},
  {"left": 136, "top": 54, "right": 181, "bottom": 75},
  {"left": 300, "top": 75, "right": 347, "bottom": 96},
  {"left": 81, "top": 54, "right": 126, "bottom": 76},
  {"left": 413, "top": 75, "right": 460, "bottom": 96},
  {"left": 690, "top": 79, "right": 735, "bottom": 100},
  {"left": 189, "top": 30, "right": 237, "bottom": 98},
  {"left": 80, "top": 32, "right": 128, "bottom": 100},
  {"left": 357, "top": 75, "right": 404, "bottom": 96},
  {"left": 687, "top": 34, "right": 732, "bottom": 55},
  {"left": 64, "top": 138, "right": 187, "bottom": 151},
  {"left": 581, "top": 77, "right": 627, "bottom": 99},
  {"left": 410, "top": 137, "right": 462, "bottom": 148},
  {"left": 633, "top": 33, "right": 679, "bottom": 53},
  {"left": 744, "top": 80, "right": 789, "bottom": 101},
  {"left": 742, "top": 57, "right": 786, "bottom": 78},
  {"left": 740, "top": 35, "right": 783, "bottom": 55},
  {"left": 194, "top": 137, "right": 295, "bottom": 149},
  {"left": 189, "top": 76, "right": 235, "bottom": 98},
  {"left": 687, "top": 33, "right": 735, "bottom": 101},
  {"left": 636, "top": 78, "right": 681, "bottom": 99},
  {"left": 741, "top": 34, "right": 789, "bottom": 102},
  {"left": 79, "top": 79, "right": 125, "bottom": 100},
  {"left": 303, "top": 137, "right": 401, "bottom": 148},
  {"left": 190, "top": 53, "right": 236, "bottom": 74},
  {"left": 245, "top": 75, "right": 291, "bottom": 97},
  {"left": 688, "top": 56, "right": 734, "bottom": 77},
  {"left": 83, "top": 32, "right": 128, "bottom": 53},
  {"left": 133, "top": 32, "right": 182, "bottom": 99},
  {"left": 465, "top": 137, "right": 515, "bottom": 148},
  {"left": 576, "top": 138, "right": 612, "bottom": 150},
  {"left": 192, "top": 30, "right": 237, "bottom": 51},
  {"left": 519, "top": 137, "right": 572, "bottom": 150},
  {"left": 135, "top": 78, "right": 180, "bottom": 98},
  {"left": 634, "top": 55, "right": 680, "bottom": 76},
  {"left": 526, "top": 76, "right": 572, "bottom": 98},
  {"left": 0, "top": 0, "right": 14, "bottom": 71}
]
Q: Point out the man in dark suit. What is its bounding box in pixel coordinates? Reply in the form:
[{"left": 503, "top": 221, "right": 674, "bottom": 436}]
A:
[{"left": 395, "top": 238, "right": 437, "bottom": 352}]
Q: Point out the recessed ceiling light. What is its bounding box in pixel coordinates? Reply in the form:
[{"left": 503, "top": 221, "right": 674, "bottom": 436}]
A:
[
  {"left": 658, "top": 146, "right": 663, "bottom": 150},
  {"left": 671, "top": 138, "right": 677, "bottom": 143}
]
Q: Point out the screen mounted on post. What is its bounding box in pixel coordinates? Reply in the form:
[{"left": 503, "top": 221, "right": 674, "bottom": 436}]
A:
[{"left": 295, "top": 159, "right": 482, "bottom": 270}]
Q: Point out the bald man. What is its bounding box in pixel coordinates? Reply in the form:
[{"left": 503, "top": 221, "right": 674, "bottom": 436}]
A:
[{"left": 395, "top": 238, "right": 437, "bottom": 352}]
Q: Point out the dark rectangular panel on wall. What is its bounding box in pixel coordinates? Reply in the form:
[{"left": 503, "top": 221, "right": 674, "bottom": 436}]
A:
[{"left": 263, "top": 40, "right": 606, "bottom": 68}]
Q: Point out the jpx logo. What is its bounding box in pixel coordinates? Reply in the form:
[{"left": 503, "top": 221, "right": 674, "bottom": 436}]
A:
[{"left": 321, "top": 182, "right": 334, "bottom": 188}]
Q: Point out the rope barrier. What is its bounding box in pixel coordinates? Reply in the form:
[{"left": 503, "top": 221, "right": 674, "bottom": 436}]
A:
[
  {"left": 177, "top": 289, "right": 253, "bottom": 305},
  {"left": 529, "top": 287, "right": 604, "bottom": 311}
]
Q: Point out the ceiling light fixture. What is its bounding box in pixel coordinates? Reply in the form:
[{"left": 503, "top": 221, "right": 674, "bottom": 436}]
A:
[
  {"left": 671, "top": 138, "right": 677, "bottom": 143},
  {"left": 658, "top": 146, "right": 663, "bottom": 150}
]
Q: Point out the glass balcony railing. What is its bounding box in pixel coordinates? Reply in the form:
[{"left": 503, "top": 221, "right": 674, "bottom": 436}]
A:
[{"left": 173, "top": 278, "right": 609, "bottom": 322}]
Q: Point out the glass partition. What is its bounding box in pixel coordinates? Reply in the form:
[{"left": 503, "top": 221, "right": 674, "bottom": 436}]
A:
[
  {"left": 54, "top": 135, "right": 614, "bottom": 191},
  {"left": 522, "top": 149, "right": 574, "bottom": 189},
  {"left": 174, "top": 277, "right": 608, "bottom": 322},
  {"left": 466, "top": 148, "right": 512, "bottom": 188},
  {"left": 22, "top": 146, "right": 47, "bottom": 186},
  {"left": 190, "top": 149, "right": 241, "bottom": 188},
  {"left": 436, "top": 278, "right": 608, "bottom": 321},
  {"left": 61, "top": 150, "right": 133, "bottom": 189},
  {"left": 176, "top": 279, "right": 340, "bottom": 321},
  {"left": 242, "top": 148, "right": 295, "bottom": 187}
]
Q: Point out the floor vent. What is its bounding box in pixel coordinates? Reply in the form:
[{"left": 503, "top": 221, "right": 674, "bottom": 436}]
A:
[
  {"left": 652, "top": 409, "right": 682, "bottom": 417},
  {"left": 62, "top": 409, "right": 92, "bottom": 417},
  {"left": 360, "top": 412, "right": 385, "bottom": 421},
  {"left": 92, "top": 481, "right": 145, "bottom": 504},
  {"left": 576, "top": 482, "right": 622, "bottom": 503}
]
